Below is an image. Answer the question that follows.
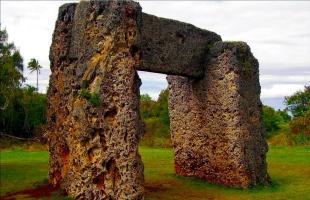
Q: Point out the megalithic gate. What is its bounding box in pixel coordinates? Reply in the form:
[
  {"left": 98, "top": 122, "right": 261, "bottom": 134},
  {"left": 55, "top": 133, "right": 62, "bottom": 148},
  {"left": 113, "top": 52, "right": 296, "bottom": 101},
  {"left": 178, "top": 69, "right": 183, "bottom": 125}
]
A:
[{"left": 46, "top": 1, "right": 269, "bottom": 199}]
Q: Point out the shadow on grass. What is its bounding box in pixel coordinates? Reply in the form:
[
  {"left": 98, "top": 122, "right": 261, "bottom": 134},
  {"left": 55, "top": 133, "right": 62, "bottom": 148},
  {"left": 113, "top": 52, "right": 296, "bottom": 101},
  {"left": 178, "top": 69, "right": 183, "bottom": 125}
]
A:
[{"left": 0, "top": 181, "right": 72, "bottom": 200}]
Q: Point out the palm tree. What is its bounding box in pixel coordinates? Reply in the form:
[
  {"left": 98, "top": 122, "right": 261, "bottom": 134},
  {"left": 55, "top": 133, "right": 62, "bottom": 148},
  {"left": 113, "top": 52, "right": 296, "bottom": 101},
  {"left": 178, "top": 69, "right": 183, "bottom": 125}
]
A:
[{"left": 27, "top": 58, "right": 42, "bottom": 91}]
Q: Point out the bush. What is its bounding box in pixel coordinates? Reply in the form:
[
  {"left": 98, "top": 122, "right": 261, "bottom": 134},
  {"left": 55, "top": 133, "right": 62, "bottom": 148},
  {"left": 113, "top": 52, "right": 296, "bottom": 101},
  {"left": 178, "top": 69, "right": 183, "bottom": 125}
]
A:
[
  {"left": 140, "top": 89, "right": 171, "bottom": 147},
  {"left": 140, "top": 118, "right": 171, "bottom": 147},
  {"left": 285, "top": 86, "right": 310, "bottom": 145},
  {"left": 262, "top": 105, "right": 289, "bottom": 138},
  {"left": 0, "top": 86, "right": 47, "bottom": 138}
]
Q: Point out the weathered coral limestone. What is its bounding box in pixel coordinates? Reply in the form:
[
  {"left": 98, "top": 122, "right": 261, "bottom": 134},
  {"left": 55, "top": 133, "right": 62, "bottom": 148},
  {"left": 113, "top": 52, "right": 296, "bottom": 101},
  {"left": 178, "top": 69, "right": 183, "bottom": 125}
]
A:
[
  {"left": 135, "top": 13, "right": 221, "bottom": 78},
  {"left": 47, "top": 1, "right": 144, "bottom": 199},
  {"left": 168, "top": 41, "right": 269, "bottom": 188},
  {"left": 47, "top": 0, "right": 269, "bottom": 199}
]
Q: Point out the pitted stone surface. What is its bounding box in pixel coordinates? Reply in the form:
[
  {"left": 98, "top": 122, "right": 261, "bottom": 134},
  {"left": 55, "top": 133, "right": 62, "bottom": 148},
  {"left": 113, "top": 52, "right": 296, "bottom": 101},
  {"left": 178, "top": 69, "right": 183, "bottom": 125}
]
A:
[
  {"left": 135, "top": 13, "right": 222, "bottom": 78},
  {"left": 168, "top": 41, "right": 269, "bottom": 188},
  {"left": 47, "top": 1, "right": 144, "bottom": 199},
  {"left": 47, "top": 0, "right": 269, "bottom": 199}
]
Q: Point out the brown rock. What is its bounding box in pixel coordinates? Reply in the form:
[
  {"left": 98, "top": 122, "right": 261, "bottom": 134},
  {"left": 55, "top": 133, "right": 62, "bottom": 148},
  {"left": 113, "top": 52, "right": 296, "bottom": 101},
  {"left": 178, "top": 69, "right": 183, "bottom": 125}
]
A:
[
  {"left": 168, "top": 41, "right": 269, "bottom": 188},
  {"left": 47, "top": 1, "right": 144, "bottom": 199},
  {"left": 135, "top": 13, "right": 221, "bottom": 78},
  {"left": 47, "top": 0, "right": 269, "bottom": 199}
]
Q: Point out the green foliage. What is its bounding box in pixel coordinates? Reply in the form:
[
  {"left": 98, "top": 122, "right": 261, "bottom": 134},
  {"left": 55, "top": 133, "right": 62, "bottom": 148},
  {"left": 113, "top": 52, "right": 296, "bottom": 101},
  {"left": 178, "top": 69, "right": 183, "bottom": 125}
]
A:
[
  {"left": 285, "top": 86, "right": 310, "bottom": 117},
  {"left": 0, "top": 85, "right": 47, "bottom": 137},
  {"left": 78, "top": 89, "right": 101, "bottom": 106},
  {"left": 262, "top": 105, "right": 289, "bottom": 138},
  {"left": 22, "top": 85, "right": 47, "bottom": 135},
  {"left": 140, "top": 89, "right": 170, "bottom": 147},
  {"left": 27, "top": 58, "right": 42, "bottom": 91},
  {"left": 89, "top": 93, "right": 101, "bottom": 107},
  {"left": 284, "top": 86, "right": 310, "bottom": 145},
  {"left": 0, "top": 27, "right": 25, "bottom": 136},
  {"left": 140, "top": 118, "right": 170, "bottom": 147},
  {"left": 0, "top": 28, "right": 46, "bottom": 138},
  {"left": 154, "top": 89, "right": 170, "bottom": 126},
  {"left": 0, "top": 28, "right": 23, "bottom": 71},
  {"left": 287, "top": 110, "right": 310, "bottom": 145},
  {"left": 140, "top": 93, "right": 152, "bottom": 102},
  {"left": 277, "top": 109, "right": 291, "bottom": 122},
  {"left": 290, "top": 133, "right": 310, "bottom": 146},
  {"left": 78, "top": 88, "right": 91, "bottom": 99},
  {"left": 0, "top": 28, "right": 24, "bottom": 112},
  {"left": 140, "top": 94, "right": 156, "bottom": 119}
]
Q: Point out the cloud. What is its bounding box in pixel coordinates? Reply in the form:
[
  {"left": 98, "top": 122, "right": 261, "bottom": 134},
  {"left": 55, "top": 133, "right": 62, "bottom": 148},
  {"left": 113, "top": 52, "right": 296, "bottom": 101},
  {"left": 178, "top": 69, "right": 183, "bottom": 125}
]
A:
[
  {"left": 260, "top": 75, "right": 310, "bottom": 85},
  {"left": 138, "top": 71, "right": 168, "bottom": 100},
  {"left": 261, "top": 84, "right": 305, "bottom": 99},
  {"left": 2, "top": 1, "right": 310, "bottom": 108}
]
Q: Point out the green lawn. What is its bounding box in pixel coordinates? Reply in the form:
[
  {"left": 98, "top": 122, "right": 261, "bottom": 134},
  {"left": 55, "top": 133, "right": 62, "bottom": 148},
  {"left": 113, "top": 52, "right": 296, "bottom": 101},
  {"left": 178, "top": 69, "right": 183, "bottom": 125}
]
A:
[{"left": 1, "top": 146, "right": 310, "bottom": 199}]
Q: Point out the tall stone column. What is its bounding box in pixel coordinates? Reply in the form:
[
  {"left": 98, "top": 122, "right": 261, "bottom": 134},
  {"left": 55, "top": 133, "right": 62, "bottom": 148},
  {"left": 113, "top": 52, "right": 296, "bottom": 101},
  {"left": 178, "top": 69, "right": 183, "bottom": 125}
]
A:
[
  {"left": 46, "top": 1, "right": 144, "bottom": 199},
  {"left": 168, "top": 41, "right": 269, "bottom": 188}
]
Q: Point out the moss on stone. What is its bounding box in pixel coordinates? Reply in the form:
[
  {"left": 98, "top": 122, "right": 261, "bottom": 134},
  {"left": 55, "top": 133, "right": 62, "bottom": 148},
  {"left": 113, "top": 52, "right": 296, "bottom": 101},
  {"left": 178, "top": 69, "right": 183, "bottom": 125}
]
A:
[{"left": 78, "top": 89, "right": 101, "bottom": 107}]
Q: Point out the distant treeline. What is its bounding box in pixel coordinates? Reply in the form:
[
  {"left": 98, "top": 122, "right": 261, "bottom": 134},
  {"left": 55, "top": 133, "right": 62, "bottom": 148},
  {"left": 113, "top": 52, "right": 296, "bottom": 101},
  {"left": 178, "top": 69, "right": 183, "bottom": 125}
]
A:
[
  {"left": 140, "top": 86, "right": 310, "bottom": 147},
  {"left": 0, "top": 28, "right": 46, "bottom": 138},
  {"left": 1, "top": 27, "right": 309, "bottom": 145},
  {"left": 139, "top": 90, "right": 170, "bottom": 147}
]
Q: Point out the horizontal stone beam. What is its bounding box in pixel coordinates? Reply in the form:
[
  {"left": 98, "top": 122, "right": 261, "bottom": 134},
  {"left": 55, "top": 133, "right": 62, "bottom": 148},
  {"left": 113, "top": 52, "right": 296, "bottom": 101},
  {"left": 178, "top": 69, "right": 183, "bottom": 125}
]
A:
[{"left": 135, "top": 13, "right": 222, "bottom": 78}]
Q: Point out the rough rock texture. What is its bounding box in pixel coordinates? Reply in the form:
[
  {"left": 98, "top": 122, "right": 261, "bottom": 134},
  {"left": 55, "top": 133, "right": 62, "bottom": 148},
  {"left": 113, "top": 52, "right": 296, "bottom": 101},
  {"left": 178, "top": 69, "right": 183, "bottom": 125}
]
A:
[
  {"left": 47, "top": 1, "right": 144, "bottom": 199},
  {"left": 168, "top": 41, "right": 269, "bottom": 188},
  {"left": 47, "top": 0, "right": 269, "bottom": 198},
  {"left": 135, "top": 13, "right": 222, "bottom": 78}
]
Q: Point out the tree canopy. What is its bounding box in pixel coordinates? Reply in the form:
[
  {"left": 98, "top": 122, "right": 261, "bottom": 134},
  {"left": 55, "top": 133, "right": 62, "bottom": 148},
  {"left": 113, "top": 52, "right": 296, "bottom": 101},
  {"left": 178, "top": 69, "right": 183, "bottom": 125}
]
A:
[
  {"left": 0, "top": 28, "right": 46, "bottom": 138},
  {"left": 285, "top": 86, "right": 310, "bottom": 117},
  {"left": 27, "top": 58, "right": 42, "bottom": 91}
]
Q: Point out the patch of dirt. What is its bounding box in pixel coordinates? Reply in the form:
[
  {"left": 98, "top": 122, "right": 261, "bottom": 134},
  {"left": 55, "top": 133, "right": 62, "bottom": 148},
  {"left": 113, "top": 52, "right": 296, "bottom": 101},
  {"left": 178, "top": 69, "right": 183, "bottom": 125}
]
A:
[{"left": 0, "top": 184, "right": 61, "bottom": 200}]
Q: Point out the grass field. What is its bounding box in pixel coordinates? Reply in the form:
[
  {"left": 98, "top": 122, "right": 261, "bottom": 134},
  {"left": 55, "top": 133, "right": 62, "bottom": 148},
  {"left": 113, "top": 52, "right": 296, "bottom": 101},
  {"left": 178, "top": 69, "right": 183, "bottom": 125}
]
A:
[{"left": 1, "top": 146, "right": 310, "bottom": 199}]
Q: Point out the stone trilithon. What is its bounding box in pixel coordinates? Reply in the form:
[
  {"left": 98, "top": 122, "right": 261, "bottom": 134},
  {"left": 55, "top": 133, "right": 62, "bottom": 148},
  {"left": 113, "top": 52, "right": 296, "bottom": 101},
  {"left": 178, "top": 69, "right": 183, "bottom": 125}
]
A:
[{"left": 46, "top": 1, "right": 269, "bottom": 199}]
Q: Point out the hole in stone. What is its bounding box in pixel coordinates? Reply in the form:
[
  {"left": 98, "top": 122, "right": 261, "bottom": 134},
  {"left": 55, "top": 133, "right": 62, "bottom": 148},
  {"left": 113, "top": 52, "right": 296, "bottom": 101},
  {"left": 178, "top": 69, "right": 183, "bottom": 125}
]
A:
[
  {"left": 104, "top": 107, "right": 117, "bottom": 125},
  {"left": 130, "top": 45, "right": 139, "bottom": 57},
  {"left": 176, "top": 32, "right": 185, "bottom": 44},
  {"left": 51, "top": 113, "right": 56, "bottom": 123},
  {"left": 93, "top": 173, "right": 105, "bottom": 189},
  {"left": 87, "top": 146, "right": 99, "bottom": 162},
  {"left": 105, "top": 158, "right": 120, "bottom": 193}
]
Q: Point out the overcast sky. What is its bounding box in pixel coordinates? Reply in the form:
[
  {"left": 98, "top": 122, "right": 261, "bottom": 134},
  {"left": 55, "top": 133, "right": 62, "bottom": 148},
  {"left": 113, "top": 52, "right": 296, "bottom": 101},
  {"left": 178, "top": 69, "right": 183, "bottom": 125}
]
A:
[{"left": 1, "top": 1, "right": 310, "bottom": 110}]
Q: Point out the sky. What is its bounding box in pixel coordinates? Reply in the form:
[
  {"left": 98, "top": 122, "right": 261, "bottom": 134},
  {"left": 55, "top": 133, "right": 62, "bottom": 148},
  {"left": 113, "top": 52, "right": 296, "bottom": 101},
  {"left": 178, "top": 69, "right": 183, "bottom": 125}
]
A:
[{"left": 1, "top": 1, "right": 310, "bottom": 110}]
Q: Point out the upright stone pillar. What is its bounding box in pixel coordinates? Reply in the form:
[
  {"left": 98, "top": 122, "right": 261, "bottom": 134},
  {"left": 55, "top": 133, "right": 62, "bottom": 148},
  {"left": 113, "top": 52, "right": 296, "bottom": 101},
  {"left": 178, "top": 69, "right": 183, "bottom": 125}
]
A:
[
  {"left": 168, "top": 41, "right": 269, "bottom": 188},
  {"left": 46, "top": 1, "right": 144, "bottom": 199}
]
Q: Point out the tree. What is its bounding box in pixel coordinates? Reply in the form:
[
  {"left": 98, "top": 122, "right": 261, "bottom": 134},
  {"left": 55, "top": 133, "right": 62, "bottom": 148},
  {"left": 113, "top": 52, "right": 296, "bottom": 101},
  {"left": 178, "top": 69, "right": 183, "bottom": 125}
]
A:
[
  {"left": 140, "top": 94, "right": 155, "bottom": 119},
  {"left": 27, "top": 58, "right": 42, "bottom": 91},
  {"left": 285, "top": 86, "right": 310, "bottom": 145},
  {"left": 139, "top": 89, "right": 171, "bottom": 147},
  {"left": 0, "top": 27, "right": 24, "bottom": 134},
  {"left": 154, "top": 89, "right": 169, "bottom": 125},
  {"left": 262, "top": 105, "right": 283, "bottom": 138},
  {"left": 22, "top": 85, "right": 47, "bottom": 136},
  {"left": 0, "top": 28, "right": 24, "bottom": 110},
  {"left": 285, "top": 86, "right": 310, "bottom": 117},
  {"left": 0, "top": 28, "right": 47, "bottom": 138}
]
